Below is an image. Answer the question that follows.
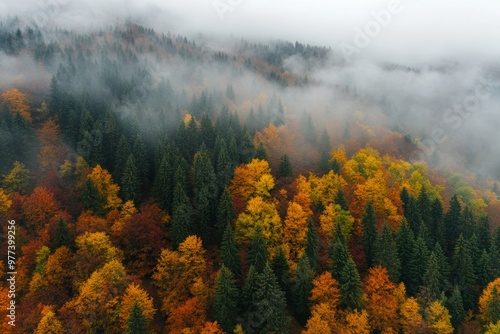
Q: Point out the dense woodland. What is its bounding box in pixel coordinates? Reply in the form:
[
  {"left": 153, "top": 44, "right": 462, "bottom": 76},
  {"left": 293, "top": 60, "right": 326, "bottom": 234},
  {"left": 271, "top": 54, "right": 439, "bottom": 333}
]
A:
[{"left": 1, "top": 19, "right": 500, "bottom": 333}]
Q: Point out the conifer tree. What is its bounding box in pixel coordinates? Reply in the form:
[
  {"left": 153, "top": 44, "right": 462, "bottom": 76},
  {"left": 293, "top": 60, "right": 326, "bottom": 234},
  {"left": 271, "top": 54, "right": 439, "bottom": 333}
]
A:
[
  {"left": 272, "top": 246, "right": 291, "bottom": 296},
  {"left": 242, "top": 265, "right": 259, "bottom": 311},
  {"left": 453, "top": 234, "right": 477, "bottom": 310},
  {"left": 216, "top": 142, "right": 233, "bottom": 192},
  {"left": 432, "top": 198, "right": 446, "bottom": 247},
  {"left": 374, "top": 223, "right": 401, "bottom": 282},
  {"left": 170, "top": 183, "right": 193, "bottom": 248},
  {"left": 122, "top": 154, "right": 141, "bottom": 205},
  {"left": 153, "top": 153, "right": 173, "bottom": 212},
  {"left": 247, "top": 226, "right": 269, "bottom": 273},
  {"left": 126, "top": 302, "right": 149, "bottom": 334},
  {"left": 330, "top": 224, "right": 349, "bottom": 282},
  {"left": 277, "top": 154, "right": 293, "bottom": 178},
  {"left": 447, "top": 286, "right": 466, "bottom": 331},
  {"left": 82, "top": 178, "right": 104, "bottom": 216},
  {"left": 305, "top": 218, "right": 319, "bottom": 271},
  {"left": 214, "top": 266, "right": 240, "bottom": 332},
  {"left": 335, "top": 188, "right": 349, "bottom": 211},
  {"left": 216, "top": 188, "right": 236, "bottom": 245},
  {"left": 407, "top": 236, "right": 430, "bottom": 295},
  {"left": 53, "top": 216, "right": 71, "bottom": 249},
  {"left": 397, "top": 220, "right": 415, "bottom": 286},
  {"left": 293, "top": 254, "right": 313, "bottom": 325},
  {"left": 362, "top": 202, "right": 377, "bottom": 267},
  {"left": 478, "top": 250, "right": 494, "bottom": 289},
  {"left": 434, "top": 242, "right": 451, "bottom": 286},
  {"left": 221, "top": 223, "right": 240, "bottom": 279},
  {"left": 254, "top": 143, "right": 268, "bottom": 161},
  {"left": 445, "top": 195, "right": 461, "bottom": 252},
  {"left": 487, "top": 286, "right": 500, "bottom": 324},
  {"left": 423, "top": 252, "right": 444, "bottom": 300},
  {"left": 340, "top": 256, "right": 362, "bottom": 310}
]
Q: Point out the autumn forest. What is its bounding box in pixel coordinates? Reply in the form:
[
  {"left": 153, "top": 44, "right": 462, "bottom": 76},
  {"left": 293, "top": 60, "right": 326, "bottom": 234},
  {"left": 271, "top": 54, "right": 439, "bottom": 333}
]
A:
[{"left": 1, "top": 16, "right": 500, "bottom": 334}]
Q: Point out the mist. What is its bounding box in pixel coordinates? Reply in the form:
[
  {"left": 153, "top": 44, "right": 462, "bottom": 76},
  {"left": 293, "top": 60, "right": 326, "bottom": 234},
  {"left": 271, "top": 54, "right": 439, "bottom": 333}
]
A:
[{"left": 1, "top": 0, "right": 500, "bottom": 178}]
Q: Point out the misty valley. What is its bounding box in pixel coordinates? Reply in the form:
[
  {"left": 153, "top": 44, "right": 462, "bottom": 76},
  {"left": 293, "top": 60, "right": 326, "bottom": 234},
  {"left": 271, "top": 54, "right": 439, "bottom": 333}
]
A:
[{"left": 1, "top": 11, "right": 500, "bottom": 334}]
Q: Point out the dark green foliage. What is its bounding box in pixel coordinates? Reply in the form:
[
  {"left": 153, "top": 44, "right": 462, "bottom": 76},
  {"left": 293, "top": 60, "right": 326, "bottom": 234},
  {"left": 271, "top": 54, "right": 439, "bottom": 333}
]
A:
[
  {"left": 330, "top": 224, "right": 349, "bottom": 282},
  {"left": 214, "top": 266, "right": 240, "bottom": 332},
  {"left": 447, "top": 286, "right": 466, "bottom": 331},
  {"left": 53, "top": 216, "right": 71, "bottom": 250},
  {"left": 431, "top": 198, "right": 446, "bottom": 248},
  {"left": 242, "top": 265, "right": 259, "bottom": 311},
  {"left": 476, "top": 216, "right": 491, "bottom": 252},
  {"left": 452, "top": 234, "right": 477, "bottom": 310},
  {"left": 272, "top": 246, "right": 291, "bottom": 296},
  {"left": 247, "top": 263, "right": 290, "bottom": 334},
  {"left": 216, "top": 140, "right": 233, "bottom": 192},
  {"left": 487, "top": 286, "right": 500, "bottom": 324},
  {"left": 216, "top": 188, "right": 236, "bottom": 245},
  {"left": 132, "top": 134, "right": 149, "bottom": 186},
  {"left": 477, "top": 250, "right": 494, "bottom": 289},
  {"left": 397, "top": 220, "right": 415, "bottom": 286},
  {"left": 293, "top": 254, "right": 313, "bottom": 325},
  {"left": 374, "top": 224, "right": 401, "bottom": 282},
  {"left": 254, "top": 143, "right": 268, "bottom": 161},
  {"left": 305, "top": 218, "right": 319, "bottom": 271},
  {"left": 153, "top": 153, "right": 173, "bottom": 212},
  {"left": 434, "top": 242, "right": 451, "bottom": 287},
  {"left": 335, "top": 189, "right": 349, "bottom": 211},
  {"left": 125, "top": 302, "right": 149, "bottom": 334},
  {"left": 277, "top": 154, "right": 293, "bottom": 178},
  {"left": 407, "top": 236, "right": 430, "bottom": 295},
  {"left": 418, "top": 188, "right": 433, "bottom": 233},
  {"left": 423, "top": 252, "right": 443, "bottom": 300},
  {"left": 239, "top": 128, "right": 255, "bottom": 163},
  {"left": 362, "top": 202, "right": 377, "bottom": 267},
  {"left": 339, "top": 256, "right": 362, "bottom": 310},
  {"left": 122, "top": 154, "right": 141, "bottom": 205},
  {"left": 82, "top": 178, "right": 104, "bottom": 216},
  {"left": 221, "top": 223, "right": 240, "bottom": 279},
  {"left": 445, "top": 195, "right": 461, "bottom": 252},
  {"left": 170, "top": 183, "right": 193, "bottom": 248},
  {"left": 247, "top": 226, "right": 269, "bottom": 273}
]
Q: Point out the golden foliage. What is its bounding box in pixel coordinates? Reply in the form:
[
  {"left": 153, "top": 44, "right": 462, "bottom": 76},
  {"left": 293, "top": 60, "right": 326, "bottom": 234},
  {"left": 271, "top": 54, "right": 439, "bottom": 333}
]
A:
[
  {"left": 425, "top": 301, "right": 453, "bottom": 334},
  {"left": 1, "top": 88, "right": 31, "bottom": 121},
  {"left": 229, "top": 159, "right": 274, "bottom": 203},
  {"left": 120, "top": 283, "right": 156, "bottom": 330},
  {"left": 88, "top": 165, "right": 122, "bottom": 211},
  {"left": 480, "top": 278, "right": 500, "bottom": 324}
]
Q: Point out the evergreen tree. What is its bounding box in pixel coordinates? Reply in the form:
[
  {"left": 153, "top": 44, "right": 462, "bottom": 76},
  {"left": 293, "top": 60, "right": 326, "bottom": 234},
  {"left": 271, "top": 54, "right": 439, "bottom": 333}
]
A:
[
  {"left": 132, "top": 134, "right": 149, "bottom": 186},
  {"left": 247, "top": 226, "right": 269, "bottom": 273},
  {"left": 239, "top": 128, "right": 255, "bottom": 163},
  {"left": 293, "top": 254, "right": 313, "bottom": 325},
  {"left": 170, "top": 183, "right": 193, "bottom": 248},
  {"left": 221, "top": 223, "right": 240, "bottom": 279},
  {"left": 452, "top": 234, "right": 477, "bottom": 310},
  {"left": 339, "top": 256, "right": 362, "bottom": 310},
  {"left": 125, "top": 302, "right": 149, "bottom": 334},
  {"left": 407, "top": 236, "right": 430, "bottom": 295},
  {"left": 447, "top": 286, "right": 466, "bottom": 331},
  {"left": 330, "top": 224, "right": 349, "bottom": 282},
  {"left": 445, "top": 195, "right": 461, "bottom": 253},
  {"left": 487, "top": 286, "right": 500, "bottom": 324},
  {"left": 418, "top": 188, "right": 433, "bottom": 234},
  {"left": 216, "top": 140, "right": 233, "bottom": 192},
  {"left": 423, "top": 252, "right": 444, "bottom": 300},
  {"left": 53, "top": 216, "right": 71, "bottom": 249},
  {"left": 374, "top": 223, "right": 401, "bottom": 282},
  {"left": 478, "top": 250, "right": 494, "bottom": 289},
  {"left": 216, "top": 188, "right": 236, "bottom": 245},
  {"left": 249, "top": 263, "right": 290, "bottom": 334},
  {"left": 397, "top": 220, "right": 415, "bottom": 286},
  {"left": 477, "top": 216, "right": 491, "bottom": 252},
  {"left": 153, "top": 153, "right": 173, "bottom": 212},
  {"left": 362, "top": 202, "right": 377, "bottom": 267},
  {"left": 335, "top": 188, "right": 349, "bottom": 211},
  {"left": 82, "top": 178, "right": 104, "bottom": 216},
  {"left": 277, "top": 154, "right": 293, "bottom": 178},
  {"left": 272, "top": 246, "right": 291, "bottom": 297},
  {"left": 434, "top": 242, "right": 451, "bottom": 287},
  {"left": 254, "top": 143, "right": 268, "bottom": 161},
  {"left": 432, "top": 198, "right": 446, "bottom": 248},
  {"left": 242, "top": 265, "right": 259, "bottom": 311},
  {"left": 400, "top": 187, "right": 411, "bottom": 213},
  {"left": 122, "top": 154, "right": 141, "bottom": 205},
  {"left": 305, "top": 218, "right": 319, "bottom": 271},
  {"left": 214, "top": 266, "right": 240, "bottom": 332}
]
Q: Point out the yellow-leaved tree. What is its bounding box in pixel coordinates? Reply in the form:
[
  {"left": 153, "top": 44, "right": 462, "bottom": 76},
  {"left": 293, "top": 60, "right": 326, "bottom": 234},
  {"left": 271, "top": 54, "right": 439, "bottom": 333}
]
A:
[
  {"left": 282, "top": 201, "right": 309, "bottom": 263},
  {"left": 120, "top": 283, "right": 156, "bottom": 331},
  {"left": 87, "top": 165, "right": 122, "bottom": 211},
  {"left": 35, "top": 307, "right": 64, "bottom": 334},
  {"left": 229, "top": 158, "right": 275, "bottom": 203},
  {"left": 425, "top": 301, "right": 453, "bottom": 334}
]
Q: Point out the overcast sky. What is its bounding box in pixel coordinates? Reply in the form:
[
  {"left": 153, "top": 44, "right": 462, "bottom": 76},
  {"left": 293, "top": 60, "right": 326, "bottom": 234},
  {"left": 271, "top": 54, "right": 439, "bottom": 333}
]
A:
[{"left": 2, "top": 0, "right": 500, "bottom": 64}]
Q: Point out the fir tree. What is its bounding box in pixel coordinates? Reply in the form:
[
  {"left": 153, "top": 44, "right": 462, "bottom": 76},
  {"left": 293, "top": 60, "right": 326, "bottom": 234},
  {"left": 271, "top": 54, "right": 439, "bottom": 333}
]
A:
[
  {"left": 445, "top": 195, "right": 461, "bottom": 252},
  {"left": 53, "top": 216, "right": 71, "bottom": 249},
  {"left": 432, "top": 198, "right": 446, "bottom": 248},
  {"left": 125, "top": 302, "right": 149, "bottom": 334},
  {"left": 242, "top": 265, "right": 259, "bottom": 311},
  {"left": 214, "top": 266, "right": 240, "bottom": 332},
  {"left": 221, "top": 223, "right": 240, "bottom": 279},
  {"left": 340, "top": 256, "right": 362, "bottom": 310},
  {"left": 277, "top": 154, "right": 293, "bottom": 178},
  {"left": 407, "top": 236, "right": 430, "bottom": 295},
  {"left": 423, "top": 252, "right": 444, "bottom": 300},
  {"left": 170, "top": 183, "right": 193, "bottom": 248},
  {"left": 335, "top": 188, "right": 349, "bottom": 211},
  {"left": 362, "top": 202, "right": 377, "bottom": 267},
  {"left": 478, "top": 250, "right": 494, "bottom": 289},
  {"left": 82, "top": 178, "right": 104, "bottom": 216},
  {"left": 305, "top": 218, "right": 319, "bottom": 271},
  {"left": 487, "top": 286, "right": 500, "bottom": 324},
  {"left": 293, "top": 254, "right": 313, "bottom": 325},
  {"left": 374, "top": 223, "right": 401, "bottom": 282},
  {"left": 447, "top": 286, "right": 466, "bottom": 331},
  {"left": 452, "top": 234, "right": 477, "bottom": 310},
  {"left": 247, "top": 226, "right": 269, "bottom": 273},
  {"left": 254, "top": 143, "right": 268, "bottom": 161},
  {"left": 216, "top": 188, "right": 236, "bottom": 245},
  {"left": 216, "top": 141, "right": 233, "bottom": 192},
  {"left": 330, "top": 224, "right": 349, "bottom": 282},
  {"left": 397, "top": 220, "right": 415, "bottom": 286},
  {"left": 272, "top": 246, "right": 291, "bottom": 297},
  {"left": 122, "top": 154, "right": 141, "bottom": 205},
  {"left": 434, "top": 242, "right": 451, "bottom": 287},
  {"left": 153, "top": 153, "right": 173, "bottom": 212}
]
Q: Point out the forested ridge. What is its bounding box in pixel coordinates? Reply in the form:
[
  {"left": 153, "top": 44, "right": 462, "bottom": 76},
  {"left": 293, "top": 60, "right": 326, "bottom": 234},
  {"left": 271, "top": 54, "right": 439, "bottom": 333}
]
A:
[{"left": 1, "top": 19, "right": 500, "bottom": 333}]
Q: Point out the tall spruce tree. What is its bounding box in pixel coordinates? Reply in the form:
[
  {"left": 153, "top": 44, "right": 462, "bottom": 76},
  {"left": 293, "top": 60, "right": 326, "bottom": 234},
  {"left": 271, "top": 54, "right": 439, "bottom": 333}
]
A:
[
  {"left": 330, "top": 224, "right": 349, "bottom": 282},
  {"left": 53, "top": 216, "right": 71, "bottom": 249},
  {"left": 214, "top": 265, "right": 240, "bottom": 332},
  {"left": 407, "top": 236, "right": 430, "bottom": 295},
  {"left": 305, "top": 218, "right": 319, "bottom": 271},
  {"left": 452, "top": 234, "right": 477, "bottom": 310},
  {"left": 125, "top": 302, "right": 149, "bottom": 334},
  {"left": 122, "top": 154, "right": 141, "bottom": 205},
  {"left": 221, "top": 223, "right": 240, "bottom": 279},
  {"left": 170, "top": 183, "right": 193, "bottom": 248},
  {"left": 374, "top": 223, "right": 401, "bottom": 282},
  {"left": 82, "top": 178, "right": 104, "bottom": 216},
  {"left": 293, "top": 254, "right": 313, "bottom": 325},
  {"left": 277, "top": 154, "right": 293, "bottom": 178},
  {"left": 423, "top": 252, "right": 444, "bottom": 300},
  {"left": 216, "top": 188, "right": 236, "bottom": 245},
  {"left": 272, "top": 246, "right": 291, "bottom": 297},
  {"left": 247, "top": 226, "right": 269, "bottom": 273},
  {"left": 445, "top": 195, "right": 461, "bottom": 253},
  {"left": 447, "top": 286, "right": 466, "bottom": 331},
  {"left": 339, "top": 256, "right": 362, "bottom": 310},
  {"left": 397, "top": 220, "right": 415, "bottom": 286},
  {"left": 362, "top": 202, "right": 377, "bottom": 267}
]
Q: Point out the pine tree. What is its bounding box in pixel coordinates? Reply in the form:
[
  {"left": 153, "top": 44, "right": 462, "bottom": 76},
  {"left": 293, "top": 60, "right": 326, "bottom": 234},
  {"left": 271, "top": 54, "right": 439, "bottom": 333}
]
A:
[
  {"left": 423, "top": 252, "right": 444, "bottom": 300},
  {"left": 453, "top": 234, "right": 477, "bottom": 310},
  {"left": 407, "top": 236, "right": 430, "bottom": 295},
  {"left": 445, "top": 195, "right": 461, "bottom": 253},
  {"left": 216, "top": 188, "right": 236, "bottom": 245},
  {"left": 330, "top": 224, "right": 349, "bottom": 282},
  {"left": 293, "top": 254, "right": 313, "bottom": 325},
  {"left": 170, "top": 183, "right": 193, "bottom": 248},
  {"left": 214, "top": 266, "right": 240, "bottom": 332},
  {"left": 478, "top": 250, "right": 494, "bottom": 289},
  {"left": 418, "top": 188, "right": 433, "bottom": 235},
  {"left": 249, "top": 263, "right": 290, "bottom": 334},
  {"left": 340, "top": 256, "right": 362, "bottom": 310},
  {"left": 216, "top": 141, "right": 233, "bottom": 192},
  {"left": 53, "top": 216, "right": 71, "bottom": 249},
  {"left": 277, "top": 154, "right": 293, "bottom": 178},
  {"left": 362, "top": 202, "right": 377, "bottom": 267},
  {"left": 487, "top": 286, "right": 500, "bottom": 324},
  {"left": 247, "top": 226, "right": 269, "bottom": 273},
  {"left": 272, "top": 246, "right": 291, "bottom": 297},
  {"left": 221, "top": 223, "right": 240, "bottom": 279},
  {"left": 305, "top": 218, "right": 319, "bottom": 271},
  {"left": 122, "top": 154, "right": 141, "bottom": 205},
  {"left": 335, "top": 188, "right": 349, "bottom": 211},
  {"left": 397, "top": 220, "right": 415, "bottom": 286},
  {"left": 434, "top": 242, "right": 451, "bottom": 287},
  {"left": 447, "top": 285, "right": 466, "bottom": 331},
  {"left": 153, "top": 153, "right": 173, "bottom": 212},
  {"left": 254, "top": 142, "right": 268, "bottom": 161},
  {"left": 132, "top": 134, "right": 149, "bottom": 186},
  {"left": 242, "top": 265, "right": 259, "bottom": 311},
  {"left": 82, "top": 178, "right": 104, "bottom": 216},
  {"left": 374, "top": 223, "right": 401, "bottom": 282},
  {"left": 125, "top": 302, "right": 149, "bottom": 334},
  {"left": 432, "top": 198, "right": 446, "bottom": 247}
]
